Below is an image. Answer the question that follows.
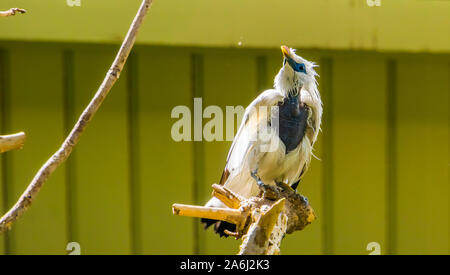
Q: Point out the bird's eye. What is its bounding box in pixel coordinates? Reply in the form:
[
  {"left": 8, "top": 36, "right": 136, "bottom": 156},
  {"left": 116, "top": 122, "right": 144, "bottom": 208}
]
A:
[{"left": 293, "top": 62, "right": 306, "bottom": 73}]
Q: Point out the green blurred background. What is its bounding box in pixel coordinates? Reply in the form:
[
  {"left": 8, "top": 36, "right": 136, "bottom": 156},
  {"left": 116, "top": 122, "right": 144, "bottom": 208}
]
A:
[{"left": 0, "top": 0, "right": 448, "bottom": 255}]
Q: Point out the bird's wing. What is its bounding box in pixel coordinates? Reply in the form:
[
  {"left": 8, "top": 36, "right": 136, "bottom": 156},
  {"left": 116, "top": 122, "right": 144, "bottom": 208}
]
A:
[
  {"left": 301, "top": 86, "right": 322, "bottom": 145},
  {"left": 218, "top": 89, "right": 284, "bottom": 186},
  {"left": 290, "top": 88, "right": 323, "bottom": 186}
]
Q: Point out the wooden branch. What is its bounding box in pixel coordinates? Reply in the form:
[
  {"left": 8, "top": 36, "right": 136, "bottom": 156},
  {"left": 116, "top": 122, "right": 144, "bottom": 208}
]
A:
[
  {"left": 172, "top": 204, "right": 246, "bottom": 225},
  {"left": 172, "top": 182, "right": 316, "bottom": 255},
  {"left": 0, "top": 8, "right": 26, "bottom": 17},
  {"left": 0, "top": 132, "right": 26, "bottom": 153},
  {"left": 0, "top": 0, "right": 153, "bottom": 234},
  {"left": 265, "top": 204, "right": 288, "bottom": 255},
  {"left": 237, "top": 183, "right": 315, "bottom": 255},
  {"left": 238, "top": 198, "right": 286, "bottom": 255},
  {"left": 211, "top": 184, "right": 244, "bottom": 209}
]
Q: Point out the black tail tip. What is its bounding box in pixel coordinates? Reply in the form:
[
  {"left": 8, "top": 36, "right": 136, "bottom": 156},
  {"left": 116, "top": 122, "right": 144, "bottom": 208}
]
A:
[{"left": 201, "top": 218, "right": 236, "bottom": 238}]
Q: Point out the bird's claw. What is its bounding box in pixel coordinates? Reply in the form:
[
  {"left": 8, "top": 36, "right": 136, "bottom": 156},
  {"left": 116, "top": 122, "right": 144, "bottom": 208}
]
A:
[
  {"left": 275, "top": 181, "right": 294, "bottom": 192},
  {"left": 252, "top": 170, "right": 277, "bottom": 199},
  {"left": 300, "top": 194, "right": 309, "bottom": 204},
  {"left": 256, "top": 179, "right": 267, "bottom": 188},
  {"left": 258, "top": 182, "right": 280, "bottom": 200}
]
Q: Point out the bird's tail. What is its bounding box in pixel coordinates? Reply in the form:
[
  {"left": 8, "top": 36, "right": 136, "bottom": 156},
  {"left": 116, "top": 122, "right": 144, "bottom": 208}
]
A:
[{"left": 200, "top": 197, "right": 236, "bottom": 237}]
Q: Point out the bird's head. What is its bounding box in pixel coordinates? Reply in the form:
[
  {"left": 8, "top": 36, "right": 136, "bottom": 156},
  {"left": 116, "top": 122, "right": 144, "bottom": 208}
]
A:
[{"left": 274, "top": 45, "right": 318, "bottom": 96}]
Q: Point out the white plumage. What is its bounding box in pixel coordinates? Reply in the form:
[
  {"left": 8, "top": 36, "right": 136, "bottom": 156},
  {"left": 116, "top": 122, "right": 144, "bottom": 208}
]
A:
[{"left": 203, "top": 46, "right": 322, "bottom": 234}]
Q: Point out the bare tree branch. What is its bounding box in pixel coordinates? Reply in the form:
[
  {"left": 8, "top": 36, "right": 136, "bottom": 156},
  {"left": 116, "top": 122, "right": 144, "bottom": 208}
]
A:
[
  {"left": 172, "top": 183, "right": 315, "bottom": 255},
  {"left": 0, "top": 132, "right": 26, "bottom": 153},
  {"left": 0, "top": 0, "right": 153, "bottom": 234},
  {"left": 0, "top": 8, "right": 26, "bottom": 17}
]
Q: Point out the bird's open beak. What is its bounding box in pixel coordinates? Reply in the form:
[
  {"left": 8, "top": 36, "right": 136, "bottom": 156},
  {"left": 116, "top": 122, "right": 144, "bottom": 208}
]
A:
[{"left": 281, "top": 45, "right": 290, "bottom": 58}]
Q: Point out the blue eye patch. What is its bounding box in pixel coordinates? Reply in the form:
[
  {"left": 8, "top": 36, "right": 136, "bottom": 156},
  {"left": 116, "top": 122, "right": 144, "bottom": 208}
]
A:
[{"left": 285, "top": 58, "right": 306, "bottom": 74}]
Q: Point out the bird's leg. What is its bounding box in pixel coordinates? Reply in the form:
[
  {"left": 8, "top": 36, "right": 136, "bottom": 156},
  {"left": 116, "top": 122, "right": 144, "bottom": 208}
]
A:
[
  {"left": 251, "top": 169, "right": 280, "bottom": 200},
  {"left": 251, "top": 169, "right": 266, "bottom": 188}
]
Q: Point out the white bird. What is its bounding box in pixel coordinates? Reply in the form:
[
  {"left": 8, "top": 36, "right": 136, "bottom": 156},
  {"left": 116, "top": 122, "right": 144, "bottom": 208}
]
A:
[{"left": 202, "top": 46, "right": 323, "bottom": 236}]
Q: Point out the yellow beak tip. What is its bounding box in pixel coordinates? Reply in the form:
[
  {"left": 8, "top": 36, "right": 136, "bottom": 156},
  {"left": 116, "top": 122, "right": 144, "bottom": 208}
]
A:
[{"left": 281, "top": 45, "right": 289, "bottom": 57}]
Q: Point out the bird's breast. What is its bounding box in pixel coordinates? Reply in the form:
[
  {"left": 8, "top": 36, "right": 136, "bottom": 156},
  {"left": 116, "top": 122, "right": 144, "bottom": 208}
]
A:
[{"left": 277, "top": 95, "right": 309, "bottom": 153}]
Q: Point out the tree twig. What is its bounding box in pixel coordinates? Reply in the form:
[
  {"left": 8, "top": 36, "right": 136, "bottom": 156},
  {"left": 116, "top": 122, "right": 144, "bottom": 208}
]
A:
[
  {"left": 0, "top": 132, "right": 26, "bottom": 153},
  {"left": 0, "top": 8, "right": 26, "bottom": 17},
  {"left": 211, "top": 184, "right": 244, "bottom": 209},
  {"left": 0, "top": 0, "right": 153, "bottom": 234},
  {"left": 172, "top": 204, "right": 246, "bottom": 225}
]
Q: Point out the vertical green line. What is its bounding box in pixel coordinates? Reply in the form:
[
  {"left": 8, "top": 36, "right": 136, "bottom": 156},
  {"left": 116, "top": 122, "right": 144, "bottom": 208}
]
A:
[
  {"left": 256, "top": 55, "right": 268, "bottom": 94},
  {"left": 62, "top": 50, "right": 78, "bottom": 245},
  {"left": 320, "top": 57, "right": 334, "bottom": 255},
  {"left": 191, "top": 53, "right": 205, "bottom": 255},
  {"left": 386, "top": 59, "right": 397, "bottom": 255},
  {"left": 0, "top": 48, "right": 11, "bottom": 255},
  {"left": 126, "top": 52, "right": 141, "bottom": 255}
]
